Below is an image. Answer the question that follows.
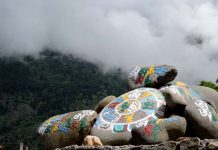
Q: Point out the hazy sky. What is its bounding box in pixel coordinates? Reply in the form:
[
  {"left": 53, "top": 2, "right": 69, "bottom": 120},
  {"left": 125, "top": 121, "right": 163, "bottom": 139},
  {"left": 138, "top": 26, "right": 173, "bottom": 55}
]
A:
[{"left": 0, "top": 0, "right": 218, "bottom": 84}]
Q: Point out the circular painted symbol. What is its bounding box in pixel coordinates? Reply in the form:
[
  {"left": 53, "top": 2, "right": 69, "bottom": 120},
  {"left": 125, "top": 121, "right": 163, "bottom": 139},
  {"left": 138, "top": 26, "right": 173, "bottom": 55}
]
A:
[{"left": 96, "top": 88, "right": 166, "bottom": 132}]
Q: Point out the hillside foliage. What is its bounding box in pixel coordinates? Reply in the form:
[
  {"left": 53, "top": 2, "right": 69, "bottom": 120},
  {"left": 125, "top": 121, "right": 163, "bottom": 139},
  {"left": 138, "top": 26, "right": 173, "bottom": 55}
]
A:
[
  {"left": 0, "top": 50, "right": 128, "bottom": 149},
  {"left": 200, "top": 81, "right": 218, "bottom": 92},
  {"left": 1, "top": 50, "right": 217, "bottom": 149}
]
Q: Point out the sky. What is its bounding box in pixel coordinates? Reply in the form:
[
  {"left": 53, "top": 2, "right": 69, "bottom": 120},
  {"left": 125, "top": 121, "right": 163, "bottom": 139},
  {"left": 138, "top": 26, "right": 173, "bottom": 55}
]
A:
[{"left": 0, "top": 0, "right": 218, "bottom": 84}]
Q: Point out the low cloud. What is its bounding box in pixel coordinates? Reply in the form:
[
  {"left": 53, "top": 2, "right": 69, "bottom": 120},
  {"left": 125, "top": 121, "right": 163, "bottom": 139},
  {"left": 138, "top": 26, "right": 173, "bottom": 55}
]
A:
[{"left": 0, "top": 0, "right": 218, "bottom": 83}]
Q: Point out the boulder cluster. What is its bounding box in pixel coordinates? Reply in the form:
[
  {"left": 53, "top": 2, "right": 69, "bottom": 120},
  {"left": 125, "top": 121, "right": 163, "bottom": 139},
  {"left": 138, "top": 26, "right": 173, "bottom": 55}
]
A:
[{"left": 37, "top": 65, "right": 218, "bottom": 150}]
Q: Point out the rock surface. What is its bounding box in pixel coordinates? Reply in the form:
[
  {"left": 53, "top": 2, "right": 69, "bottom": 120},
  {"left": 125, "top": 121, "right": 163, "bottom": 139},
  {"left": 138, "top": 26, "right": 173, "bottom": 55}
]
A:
[
  {"left": 185, "top": 99, "right": 218, "bottom": 139},
  {"left": 131, "top": 115, "right": 187, "bottom": 144},
  {"left": 82, "top": 135, "right": 103, "bottom": 146},
  {"left": 191, "top": 86, "right": 218, "bottom": 112},
  {"left": 91, "top": 88, "right": 166, "bottom": 145},
  {"left": 37, "top": 110, "right": 97, "bottom": 150},
  {"left": 159, "top": 81, "right": 218, "bottom": 139},
  {"left": 95, "top": 96, "right": 116, "bottom": 114},
  {"left": 55, "top": 138, "right": 218, "bottom": 150},
  {"left": 128, "top": 65, "right": 177, "bottom": 89}
]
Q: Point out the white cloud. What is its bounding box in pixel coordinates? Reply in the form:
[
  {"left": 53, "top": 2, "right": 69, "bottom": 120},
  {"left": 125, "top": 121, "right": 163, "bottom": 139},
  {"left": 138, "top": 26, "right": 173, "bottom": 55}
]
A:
[{"left": 0, "top": 0, "right": 218, "bottom": 83}]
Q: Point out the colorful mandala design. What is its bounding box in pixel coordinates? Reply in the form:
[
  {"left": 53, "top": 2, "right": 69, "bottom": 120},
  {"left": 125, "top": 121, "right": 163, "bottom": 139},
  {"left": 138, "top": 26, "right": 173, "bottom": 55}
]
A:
[{"left": 94, "top": 88, "right": 166, "bottom": 133}]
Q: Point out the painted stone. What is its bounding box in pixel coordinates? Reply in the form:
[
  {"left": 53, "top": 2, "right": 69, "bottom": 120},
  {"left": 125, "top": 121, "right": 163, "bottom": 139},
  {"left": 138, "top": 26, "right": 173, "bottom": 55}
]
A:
[
  {"left": 184, "top": 99, "right": 218, "bottom": 139},
  {"left": 131, "top": 115, "right": 187, "bottom": 144},
  {"left": 128, "top": 65, "right": 177, "bottom": 89},
  {"left": 91, "top": 88, "right": 166, "bottom": 145},
  {"left": 37, "top": 110, "right": 97, "bottom": 150},
  {"left": 160, "top": 81, "right": 218, "bottom": 111},
  {"left": 160, "top": 82, "right": 190, "bottom": 109},
  {"left": 190, "top": 86, "right": 218, "bottom": 112},
  {"left": 159, "top": 81, "right": 218, "bottom": 139},
  {"left": 95, "top": 96, "right": 116, "bottom": 114}
]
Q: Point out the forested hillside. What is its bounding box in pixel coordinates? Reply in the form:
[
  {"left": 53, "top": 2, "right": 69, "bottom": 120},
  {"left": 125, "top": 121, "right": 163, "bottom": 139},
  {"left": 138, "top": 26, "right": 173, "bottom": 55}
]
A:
[
  {"left": 0, "top": 50, "right": 128, "bottom": 149},
  {"left": 0, "top": 50, "right": 217, "bottom": 150}
]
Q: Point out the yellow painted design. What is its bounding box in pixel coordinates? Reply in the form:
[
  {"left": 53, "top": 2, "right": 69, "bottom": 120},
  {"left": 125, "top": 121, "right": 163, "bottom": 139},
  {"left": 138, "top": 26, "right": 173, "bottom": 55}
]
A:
[
  {"left": 146, "top": 67, "right": 155, "bottom": 76},
  {"left": 125, "top": 115, "right": 133, "bottom": 123},
  {"left": 156, "top": 119, "right": 162, "bottom": 124},
  {"left": 176, "top": 82, "right": 186, "bottom": 87},
  {"left": 51, "top": 123, "right": 59, "bottom": 133},
  {"left": 137, "top": 92, "right": 151, "bottom": 100},
  {"left": 143, "top": 92, "right": 151, "bottom": 97},
  {"left": 122, "top": 93, "right": 129, "bottom": 100}
]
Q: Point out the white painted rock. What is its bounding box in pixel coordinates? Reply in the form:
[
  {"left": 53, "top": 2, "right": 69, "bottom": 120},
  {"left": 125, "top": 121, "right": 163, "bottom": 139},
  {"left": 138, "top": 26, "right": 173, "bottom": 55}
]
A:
[
  {"left": 91, "top": 88, "right": 166, "bottom": 145},
  {"left": 185, "top": 99, "right": 218, "bottom": 139},
  {"left": 37, "top": 110, "right": 97, "bottom": 150},
  {"left": 159, "top": 81, "right": 218, "bottom": 139},
  {"left": 128, "top": 65, "right": 177, "bottom": 89}
]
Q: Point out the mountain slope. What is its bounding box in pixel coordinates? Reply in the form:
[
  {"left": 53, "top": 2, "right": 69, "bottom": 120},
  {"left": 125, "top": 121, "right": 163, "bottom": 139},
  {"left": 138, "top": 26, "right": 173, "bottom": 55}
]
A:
[{"left": 0, "top": 50, "right": 128, "bottom": 149}]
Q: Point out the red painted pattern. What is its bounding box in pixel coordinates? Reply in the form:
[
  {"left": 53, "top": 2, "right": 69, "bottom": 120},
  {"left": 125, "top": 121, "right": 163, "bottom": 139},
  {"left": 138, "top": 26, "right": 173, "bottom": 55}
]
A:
[
  {"left": 71, "top": 120, "right": 79, "bottom": 129},
  {"left": 135, "top": 75, "right": 144, "bottom": 84},
  {"left": 108, "top": 102, "right": 120, "bottom": 108},
  {"left": 143, "top": 124, "right": 153, "bottom": 136}
]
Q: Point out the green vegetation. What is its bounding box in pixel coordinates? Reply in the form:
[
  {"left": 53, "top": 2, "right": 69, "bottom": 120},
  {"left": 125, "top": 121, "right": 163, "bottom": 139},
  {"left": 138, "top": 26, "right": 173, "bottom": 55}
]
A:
[
  {"left": 1, "top": 49, "right": 217, "bottom": 150},
  {"left": 200, "top": 81, "right": 218, "bottom": 92},
  {"left": 0, "top": 50, "right": 128, "bottom": 149}
]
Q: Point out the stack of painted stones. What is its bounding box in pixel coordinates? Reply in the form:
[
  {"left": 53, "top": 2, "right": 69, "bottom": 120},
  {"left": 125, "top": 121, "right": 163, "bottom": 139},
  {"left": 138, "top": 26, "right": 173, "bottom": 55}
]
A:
[{"left": 37, "top": 65, "right": 218, "bottom": 149}]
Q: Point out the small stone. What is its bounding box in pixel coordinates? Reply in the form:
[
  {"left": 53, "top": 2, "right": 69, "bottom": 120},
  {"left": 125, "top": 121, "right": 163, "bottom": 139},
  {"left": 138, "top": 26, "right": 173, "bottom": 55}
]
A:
[
  {"left": 82, "top": 135, "right": 103, "bottom": 146},
  {"left": 179, "top": 137, "right": 200, "bottom": 150},
  {"left": 207, "top": 140, "right": 218, "bottom": 150}
]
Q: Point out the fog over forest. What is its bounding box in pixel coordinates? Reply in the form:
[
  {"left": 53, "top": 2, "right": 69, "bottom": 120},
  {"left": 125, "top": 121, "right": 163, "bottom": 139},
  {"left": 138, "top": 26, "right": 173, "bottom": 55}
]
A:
[{"left": 1, "top": 0, "right": 218, "bottom": 84}]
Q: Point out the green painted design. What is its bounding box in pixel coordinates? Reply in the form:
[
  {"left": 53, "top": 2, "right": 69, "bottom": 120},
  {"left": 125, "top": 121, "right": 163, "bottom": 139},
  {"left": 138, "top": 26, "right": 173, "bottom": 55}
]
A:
[
  {"left": 80, "top": 118, "right": 89, "bottom": 130},
  {"left": 151, "top": 124, "right": 160, "bottom": 141},
  {"left": 212, "top": 114, "right": 218, "bottom": 122},
  {"left": 45, "top": 125, "right": 52, "bottom": 134},
  {"left": 143, "top": 101, "right": 155, "bottom": 110},
  {"left": 114, "top": 125, "right": 124, "bottom": 132},
  {"left": 144, "top": 76, "right": 151, "bottom": 85},
  {"left": 65, "top": 118, "right": 72, "bottom": 128},
  {"left": 148, "top": 119, "right": 156, "bottom": 125},
  {"left": 78, "top": 118, "right": 89, "bottom": 134},
  {"left": 209, "top": 107, "right": 218, "bottom": 122},
  {"left": 139, "top": 68, "right": 148, "bottom": 76},
  {"left": 119, "top": 101, "right": 129, "bottom": 113}
]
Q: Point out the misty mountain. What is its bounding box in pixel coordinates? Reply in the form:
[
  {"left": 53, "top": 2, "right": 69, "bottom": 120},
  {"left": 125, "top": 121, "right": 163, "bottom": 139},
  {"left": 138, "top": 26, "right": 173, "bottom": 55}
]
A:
[
  {"left": 1, "top": 0, "right": 218, "bottom": 83},
  {"left": 0, "top": 50, "right": 128, "bottom": 149}
]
